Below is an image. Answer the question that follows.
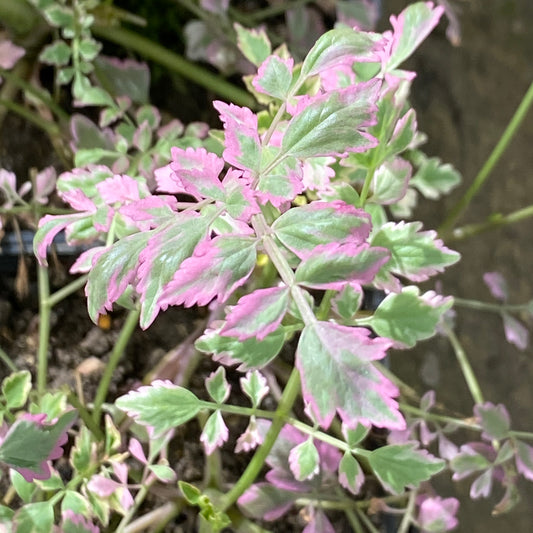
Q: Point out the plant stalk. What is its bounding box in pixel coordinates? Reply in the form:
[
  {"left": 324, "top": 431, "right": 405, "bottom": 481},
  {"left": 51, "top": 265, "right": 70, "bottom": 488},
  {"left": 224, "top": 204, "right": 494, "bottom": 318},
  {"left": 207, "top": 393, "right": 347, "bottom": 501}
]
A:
[
  {"left": 37, "top": 264, "right": 51, "bottom": 398},
  {"left": 440, "top": 80, "right": 533, "bottom": 234},
  {"left": 221, "top": 367, "right": 301, "bottom": 510},
  {"left": 92, "top": 307, "right": 140, "bottom": 424},
  {"left": 443, "top": 324, "right": 484, "bottom": 405}
]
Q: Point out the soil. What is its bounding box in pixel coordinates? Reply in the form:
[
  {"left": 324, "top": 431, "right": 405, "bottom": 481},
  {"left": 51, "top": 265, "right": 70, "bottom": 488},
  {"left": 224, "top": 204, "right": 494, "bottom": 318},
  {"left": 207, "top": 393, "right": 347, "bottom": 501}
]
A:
[{"left": 1, "top": 0, "right": 533, "bottom": 531}]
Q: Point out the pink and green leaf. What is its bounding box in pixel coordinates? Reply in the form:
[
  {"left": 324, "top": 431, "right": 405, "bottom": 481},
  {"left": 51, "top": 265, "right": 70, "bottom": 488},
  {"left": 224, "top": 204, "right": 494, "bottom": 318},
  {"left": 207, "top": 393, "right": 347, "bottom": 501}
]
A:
[
  {"left": 474, "top": 402, "right": 511, "bottom": 441},
  {"left": 502, "top": 312, "right": 529, "bottom": 351},
  {"left": 386, "top": 2, "right": 445, "bottom": 71},
  {"left": 255, "top": 153, "right": 304, "bottom": 207},
  {"left": 159, "top": 235, "right": 258, "bottom": 308},
  {"left": 288, "top": 438, "right": 320, "bottom": 481},
  {"left": 252, "top": 56, "right": 294, "bottom": 100},
  {"left": 295, "top": 242, "right": 390, "bottom": 290},
  {"left": 370, "top": 158, "right": 412, "bottom": 205},
  {"left": 169, "top": 146, "right": 225, "bottom": 200},
  {"left": 205, "top": 367, "right": 231, "bottom": 404},
  {"left": 86, "top": 231, "right": 151, "bottom": 322},
  {"left": 234, "top": 23, "right": 271, "bottom": 67},
  {"left": 115, "top": 380, "right": 202, "bottom": 437},
  {"left": 221, "top": 286, "right": 290, "bottom": 341},
  {"left": 300, "top": 26, "right": 381, "bottom": 78},
  {"left": 213, "top": 101, "right": 261, "bottom": 172},
  {"left": 196, "top": 324, "right": 286, "bottom": 370},
  {"left": 137, "top": 213, "right": 209, "bottom": 328},
  {"left": 220, "top": 168, "right": 260, "bottom": 221},
  {"left": 338, "top": 452, "right": 365, "bottom": 495},
  {"left": 371, "top": 221, "right": 460, "bottom": 289},
  {"left": 296, "top": 321, "right": 403, "bottom": 430},
  {"left": 272, "top": 200, "right": 372, "bottom": 259},
  {"left": 281, "top": 81, "right": 380, "bottom": 159},
  {"left": 200, "top": 411, "right": 229, "bottom": 455}
]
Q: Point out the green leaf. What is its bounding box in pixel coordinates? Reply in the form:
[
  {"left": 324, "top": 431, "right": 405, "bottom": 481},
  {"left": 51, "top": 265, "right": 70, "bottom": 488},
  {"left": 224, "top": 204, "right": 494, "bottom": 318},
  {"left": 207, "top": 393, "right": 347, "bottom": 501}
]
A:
[
  {"left": 339, "top": 452, "right": 364, "bottom": 494},
  {"left": 234, "top": 23, "right": 271, "bottom": 67},
  {"left": 34, "top": 471, "right": 64, "bottom": 491},
  {"left": 31, "top": 390, "right": 67, "bottom": 420},
  {"left": 74, "top": 84, "right": 114, "bottom": 107},
  {"left": 148, "top": 464, "right": 176, "bottom": 483},
  {"left": 367, "top": 443, "right": 445, "bottom": 494},
  {"left": 179, "top": 481, "right": 202, "bottom": 505},
  {"left": 333, "top": 284, "right": 362, "bottom": 320},
  {"left": 61, "top": 490, "right": 90, "bottom": 516},
  {"left": 240, "top": 371, "right": 269, "bottom": 408},
  {"left": 300, "top": 27, "right": 380, "bottom": 78},
  {"left": 410, "top": 152, "right": 462, "bottom": 199},
  {"left": 74, "top": 148, "right": 118, "bottom": 168},
  {"left": 2, "top": 370, "right": 31, "bottom": 410},
  {"left": 116, "top": 383, "right": 202, "bottom": 436},
  {"left": 0, "top": 504, "right": 14, "bottom": 523},
  {"left": 371, "top": 221, "right": 460, "bottom": 288},
  {"left": 205, "top": 367, "right": 230, "bottom": 404},
  {"left": 475, "top": 403, "right": 511, "bottom": 441},
  {"left": 200, "top": 411, "right": 228, "bottom": 455},
  {"left": 78, "top": 38, "right": 102, "bottom": 62},
  {"left": 13, "top": 501, "right": 54, "bottom": 533},
  {"left": 43, "top": 4, "right": 74, "bottom": 27},
  {"left": 104, "top": 414, "right": 121, "bottom": 456},
  {"left": 10, "top": 470, "right": 36, "bottom": 503},
  {"left": 195, "top": 326, "right": 286, "bottom": 371},
  {"left": 367, "top": 286, "right": 453, "bottom": 348},
  {"left": 344, "top": 423, "right": 370, "bottom": 448},
  {"left": 288, "top": 438, "right": 320, "bottom": 481},
  {"left": 282, "top": 82, "right": 379, "bottom": 159},
  {"left": 39, "top": 40, "right": 71, "bottom": 66}
]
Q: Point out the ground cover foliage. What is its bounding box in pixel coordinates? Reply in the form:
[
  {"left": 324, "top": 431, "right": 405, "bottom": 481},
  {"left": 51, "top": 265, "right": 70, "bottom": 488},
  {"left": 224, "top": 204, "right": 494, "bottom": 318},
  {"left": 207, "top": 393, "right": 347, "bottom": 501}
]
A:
[{"left": 0, "top": 0, "right": 533, "bottom": 531}]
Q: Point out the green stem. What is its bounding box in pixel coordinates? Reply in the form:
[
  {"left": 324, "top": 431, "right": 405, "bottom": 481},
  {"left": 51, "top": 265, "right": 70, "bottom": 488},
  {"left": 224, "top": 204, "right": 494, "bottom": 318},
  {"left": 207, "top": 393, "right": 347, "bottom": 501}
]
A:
[
  {"left": 358, "top": 164, "right": 377, "bottom": 207},
  {"left": 92, "top": 307, "right": 140, "bottom": 424},
  {"left": 92, "top": 24, "right": 256, "bottom": 108},
  {"left": 0, "top": 346, "right": 17, "bottom": 373},
  {"left": 46, "top": 275, "right": 88, "bottom": 308},
  {"left": 443, "top": 323, "right": 484, "bottom": 405},
  {"left": 244, "top": 0, "right": 316, "bottom": 22},
  {"left": 37, "top": 264, "right": 51, "bottom": 398},
  {"left": 0, "top": 98, "right": 61, "bottom": 137},
  {"left": 0, "top": 67, "right": 69, "bottom": 123},
  {"left": 221, "top": 367, "right": 301, "bottom": 510},
  {"left": 397, "top": 490, "right": 417, "bottom": 533},
  {"left": 67, "top": 391, "right": 104, "bottom": 441},
  {"left": 400, "top": 403, "right": 479, "bottom": 431},
  {"left": 453, "top": 297, "right": 528, "bottom": 314},
  {"left": 355, "top": 507, "right": 380, "bottom": 533},
  {"left": 510, "top": 430, "right": 533, "bottom": 441},
  {"left": 446, "top": 204, "right": 533, "bottom": 242},
  {"left": 124, "top": 502, "right": 183, "bottom": 533},
  {"left": 440, "top": 80, "right": 533, "bottom": 234}
]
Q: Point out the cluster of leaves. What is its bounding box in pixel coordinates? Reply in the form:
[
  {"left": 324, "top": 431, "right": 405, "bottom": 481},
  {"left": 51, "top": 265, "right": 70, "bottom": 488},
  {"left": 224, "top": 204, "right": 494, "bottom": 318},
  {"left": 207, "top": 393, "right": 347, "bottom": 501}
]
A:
[
  {"left": 25, "top": 2, "right": 470, "bottom": 531},
  {"left": 2, "top": 0, "right": 529, "bottom": 532}
]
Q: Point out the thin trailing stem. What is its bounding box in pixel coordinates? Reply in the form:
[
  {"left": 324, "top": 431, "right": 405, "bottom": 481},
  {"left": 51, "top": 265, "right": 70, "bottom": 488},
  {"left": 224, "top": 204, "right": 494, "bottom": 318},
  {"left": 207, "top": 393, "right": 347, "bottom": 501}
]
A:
[
  {"left": 37, "top": 264, "right": 51, "bottom": 398},
  {"left": 440, "top": 80, "right": 533, "bottom": 234},
  {"left": 447, "top": 204, "right": 533, "bottom": 242},
  {"left": 244, "top": 0, "right": 316, "bottom": 22},
  {"left": 92, "top": 307, "right": 141, "bottom": 424},
  {"left": 0, "top": 347, "right": 17, "bottom": 373},
  {"left": 443, "top": 323, "right": 484, "bottom": 405},
  {"left": 0, "top": 98, "right": 61, "bottom": 137},
  {"left": 453, "top": 297, "right": 530, "bottom": 314},
  {"left": 397, "top": 490, "right": 417, "bottom": 533},
  {"left": 221, "top": 367, "right": 301, "bottom": 510},
  {"left": 46, "top": 275, "right": 88, "bottom": 308},
  {"left": 123, "top": 502, "right": 182, "bottom": 533}
]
